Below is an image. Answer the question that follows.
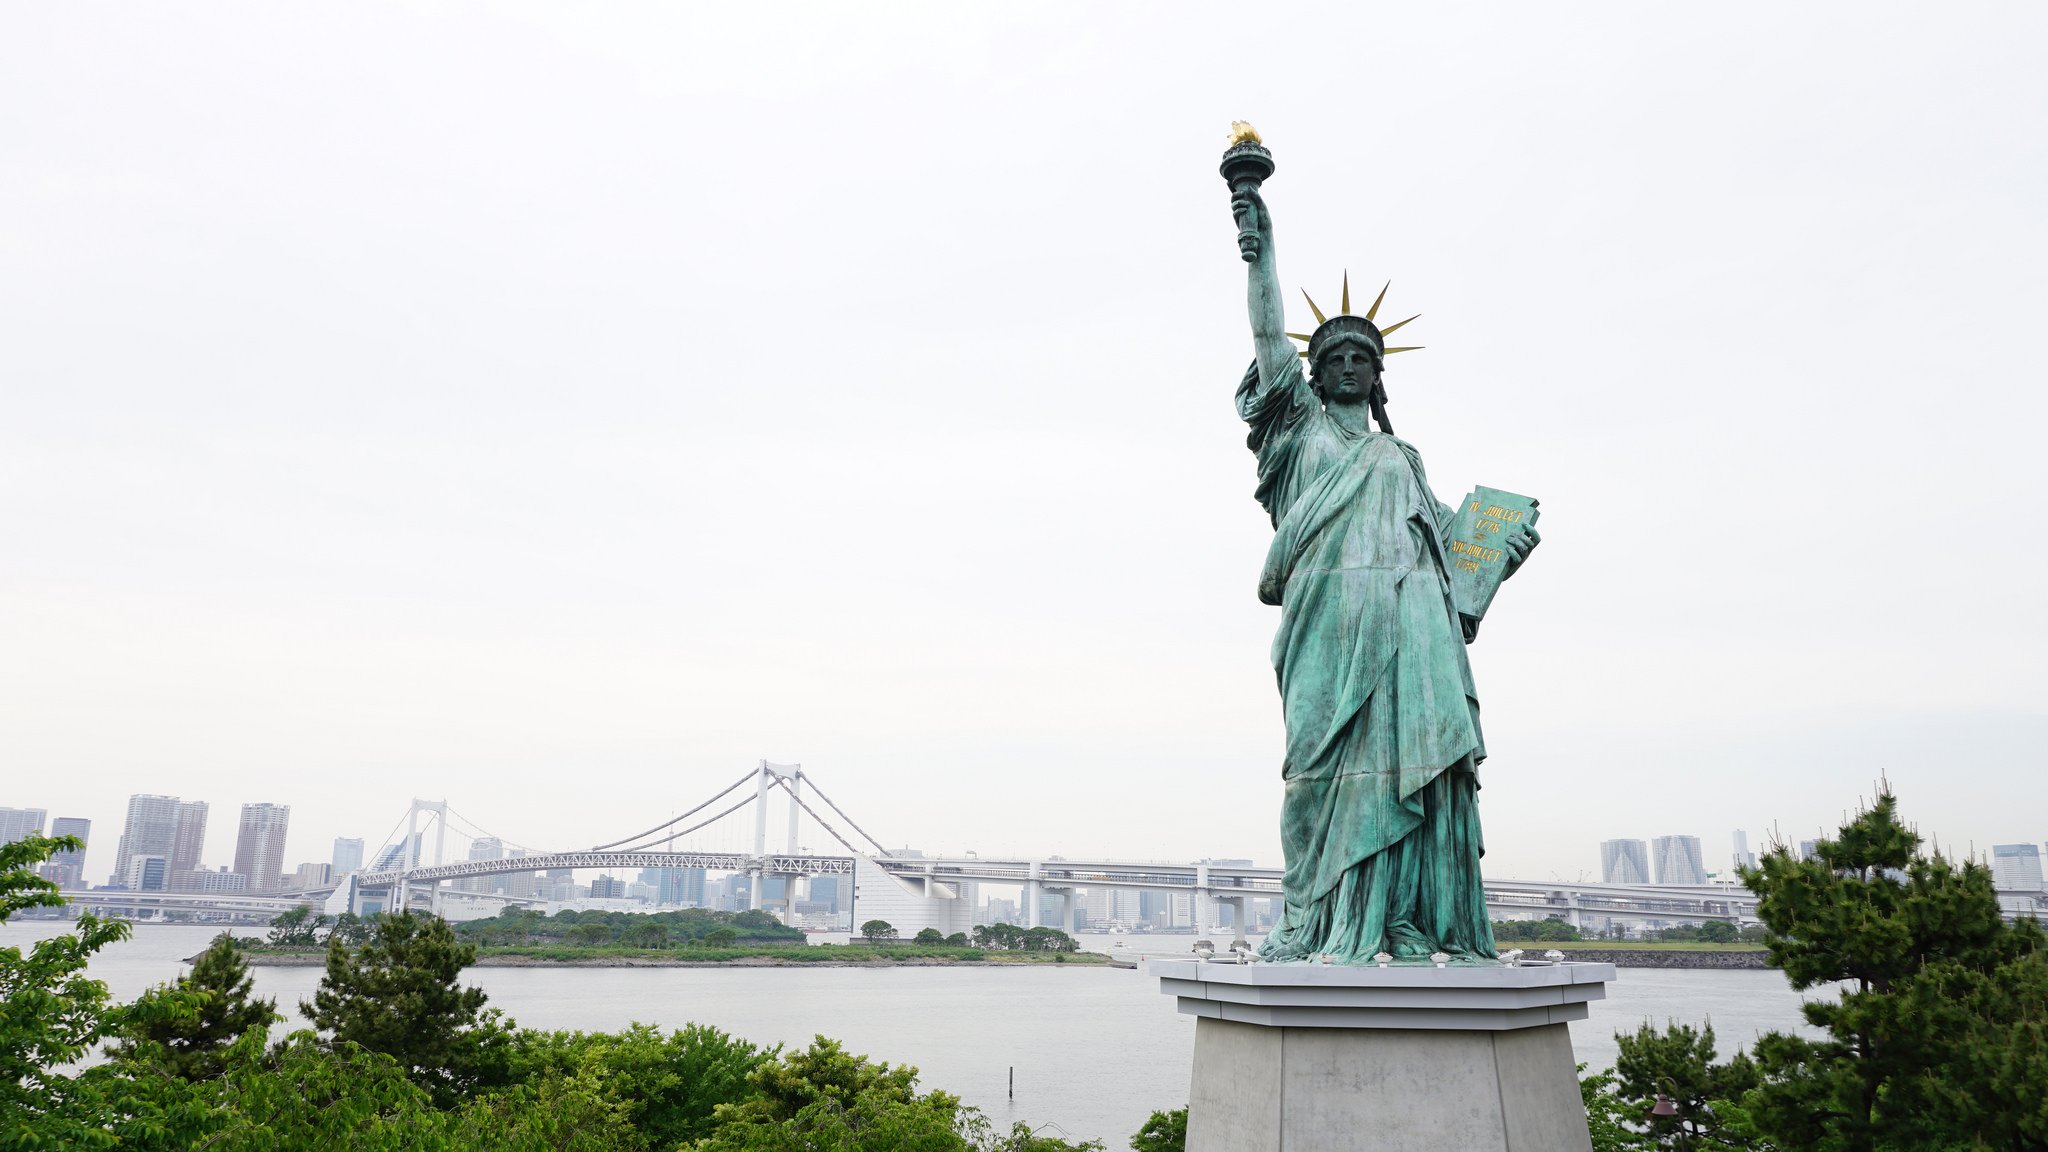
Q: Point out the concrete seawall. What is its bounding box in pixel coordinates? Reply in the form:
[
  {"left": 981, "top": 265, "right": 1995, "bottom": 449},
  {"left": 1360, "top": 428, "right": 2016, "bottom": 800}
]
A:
[{"left": 1552, "top": 949, "right": 1771, "bottom": 969}]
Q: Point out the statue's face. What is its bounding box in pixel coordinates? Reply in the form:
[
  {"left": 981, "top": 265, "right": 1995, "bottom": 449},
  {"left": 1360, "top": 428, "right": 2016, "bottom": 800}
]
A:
[{"left": 1313, "top": 339, "right": 1381, "bottom": 406}]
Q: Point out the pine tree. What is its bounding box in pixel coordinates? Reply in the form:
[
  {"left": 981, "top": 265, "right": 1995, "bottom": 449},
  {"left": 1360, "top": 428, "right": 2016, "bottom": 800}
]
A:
[
  {"left": 1741, "top": 787, "right": 2048, "bottom": 1150},
  {"left": 301, "top": 910, "right": 499, "bottom": 1103},
  {"left": 115, "top": 932, "right": 279, "bottom": 1080}
]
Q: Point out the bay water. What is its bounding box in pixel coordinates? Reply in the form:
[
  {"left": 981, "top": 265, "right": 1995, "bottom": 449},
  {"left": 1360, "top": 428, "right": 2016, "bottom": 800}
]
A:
[{"left": 2, "top": 922, "right": 1823, "bottom": 1145}]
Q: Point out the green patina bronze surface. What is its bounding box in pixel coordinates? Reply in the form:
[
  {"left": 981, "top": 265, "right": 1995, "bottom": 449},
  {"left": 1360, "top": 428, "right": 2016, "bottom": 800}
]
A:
[{"left": 1223, "top": 129, "right": 1540, "bottom": 964}]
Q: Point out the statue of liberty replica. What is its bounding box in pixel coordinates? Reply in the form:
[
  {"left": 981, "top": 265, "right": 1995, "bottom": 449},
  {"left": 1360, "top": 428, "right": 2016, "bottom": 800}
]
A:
[{"left": 1223, "top": 124, "right": 1541, "bottom": 965}]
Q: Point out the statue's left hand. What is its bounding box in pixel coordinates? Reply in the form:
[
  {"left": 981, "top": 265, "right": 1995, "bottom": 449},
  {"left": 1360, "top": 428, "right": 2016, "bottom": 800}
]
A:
[{"left": 1503, "top": 525, "right": 1540, "bottom": 578}]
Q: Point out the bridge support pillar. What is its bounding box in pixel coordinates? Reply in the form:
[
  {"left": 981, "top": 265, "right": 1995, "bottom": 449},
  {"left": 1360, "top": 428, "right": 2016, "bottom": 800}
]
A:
[
  {"left": 1226, "top": 896, "right": 1248, "bottom": 948},
  {"left": 748, "top": 868, "right": 764, "bottom": 912},
  {"left": 1062, "top": 890, "right": 1077, "bottom": 935},
  {"left": 1025, "top": 860, "right": 1042, "bottom": 929}
]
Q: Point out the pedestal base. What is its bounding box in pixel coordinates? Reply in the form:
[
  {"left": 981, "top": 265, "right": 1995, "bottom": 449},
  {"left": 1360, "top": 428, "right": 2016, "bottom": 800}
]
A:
[{"left": 1154, "top": 959, "right": 1615, "bottom": 1152}]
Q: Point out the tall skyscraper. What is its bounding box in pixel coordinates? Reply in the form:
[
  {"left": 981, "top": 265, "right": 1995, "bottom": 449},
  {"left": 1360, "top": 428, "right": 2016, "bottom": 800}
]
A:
[
  {"left": 1731, "top": 830, "right": 1756, "bottom": 870},
  {"left": 170, "top": 801, "right": 208, "bottom": 875},
  {"left": 1798, "top": 839, "right": 1821, "bottom": 861},
  {"left": 113, "top": 795, "right": 183, "bottom": 888},
  {"left": 1991, "top": 844, "right": 2045, "bottom": 891},
  {"left": 1652, "top": 835, "right": 1708, "bottom": 886},
  {"left": 47, "top": 817, "right": 90, "bottom": 887},
  {"left": 331, "top": 837, "right": 364, "bottom": 874},
  {"left": 1600, "top": 839, "right": 1650, "bottom": 885},
  {"left": 642, "top": 867, "right": 706, "bottom": 907},
  {"left": 233, "top": 803, "right": 291, "bottom": 892},
  {"left": 0, "top": 807, "right": 47, "bottom": 845}
]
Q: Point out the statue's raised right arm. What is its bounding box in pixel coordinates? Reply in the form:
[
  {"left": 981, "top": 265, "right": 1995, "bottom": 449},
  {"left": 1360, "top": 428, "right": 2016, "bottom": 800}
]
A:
[{"left": 1232, "top": 187, "right": 1299, "bottom": 397}]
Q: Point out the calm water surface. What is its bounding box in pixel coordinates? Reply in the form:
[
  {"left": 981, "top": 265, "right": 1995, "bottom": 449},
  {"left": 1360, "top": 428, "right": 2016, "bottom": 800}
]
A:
[{"left": 3, "top": 922, "right": 1824, "bottom": 1145}]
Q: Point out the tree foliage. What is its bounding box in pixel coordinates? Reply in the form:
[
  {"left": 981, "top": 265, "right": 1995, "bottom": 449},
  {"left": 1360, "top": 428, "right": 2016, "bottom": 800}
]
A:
[
  {"left": 1130, "top": 1107, "right": 1186, "bottom": 1152},
  {"left": 1492, "top": 918, "right": 1583, "bottom": 942},
  {"left": 301, "top": 909, "right": 505, "bottom": 1103},
  {"left": 459, "top": 906, "right": 803, "bottom": 950},
  {"left": 114, "top": 931, "right": 280, "bottom": 1080},
  {"left": 968, "top": 924, "right": 1080, "bottom": 953},
  {"left": 1737, "top": 787, "right": 2048, "bottom": 1150},
  {"left": 268, "top": 904, "right": 326, "bottom": 947},
  {"left": 696, "top": 1036, "right": 1102, "bottom": 1152},
  {"left": 1610, "top": 1022, "right": 1759, "bottom": 1148},
  {"left": 859, "top": 920, "right": 898, "bottom": 943}
]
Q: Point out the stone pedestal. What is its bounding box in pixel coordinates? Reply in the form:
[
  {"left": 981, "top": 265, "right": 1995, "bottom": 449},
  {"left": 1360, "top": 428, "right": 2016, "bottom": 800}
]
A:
[{"left": 1153, "top": 958, "right": 1615, "bottom": 1152}]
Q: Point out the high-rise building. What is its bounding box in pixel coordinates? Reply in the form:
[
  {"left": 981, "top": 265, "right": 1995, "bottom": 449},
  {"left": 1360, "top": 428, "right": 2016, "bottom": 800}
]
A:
[
  {"left": 1799, "top": 839, "right": 1821, "bottom": 861},
  {"left": 0, "top": 807, "right": 47, "bottom": 845},
  {"left": 1652, "top": 835, "right": 1708, "bottom": 886},
  {"left": 113, "top": 795, "right": 183, "bottom": 888},
  {"left": 331, "top": 837, "right": 364, "bottom": 875},
  {"left": 233, "top": 803, "right": 291, "bottom": 892},
  {"left": 1991, "top": 844, "right": 2045, "bottom": 891},
  {"left": 172, "top": 867, "right": 248, "bottom": 894},
  {"left": 1600, "top": 839, "right": 1650, "bottom": 885},
  {"left": 125, "top": 854, "right": 169, "bottom": 892},
  {"left": 641, "top": 867, "right": 706, "bottom": 907},
  {"left": 170, "top": 801, "right": 208, "bottom": 875},
  {"left": 589, "top": 874, "right": 626, "bottom": 899},
  {"left": 46, "top": 817, "right": 90, "bottom": 887},
  {"left": 290, "top": 862, "right": 332, "bottom": 889},
  {"left": 1731, "top": 830, "right": 1756, "bottom": 871},
  {"left": 806, "top": 874, "right": 838, "bottom": 912},
  {"left": 469, "top": 837, "right": 505, "bottom": 861},
  {"left": 370, "top": 834, "right": 421, "bottom": 873}
]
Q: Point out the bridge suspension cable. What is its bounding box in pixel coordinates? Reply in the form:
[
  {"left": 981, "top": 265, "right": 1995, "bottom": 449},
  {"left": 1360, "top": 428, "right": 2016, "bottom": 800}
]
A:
[
  {"left": 605, "top": 792, "right": 759, "bottom": 855},
  {"left": 798, "top": 774, "right": 891, "bottom": 857},
  {"left": 768, "top": 775, "right": 875, "bottom": 858},
  {"left": 588, "top": 767, "right": 759, "bottom": 851}
]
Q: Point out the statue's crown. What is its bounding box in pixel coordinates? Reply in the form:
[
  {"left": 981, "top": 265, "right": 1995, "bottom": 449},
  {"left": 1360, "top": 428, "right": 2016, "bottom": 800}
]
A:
[{"left": 1286, "top": 272, "right": 1423, "bottom": 361}]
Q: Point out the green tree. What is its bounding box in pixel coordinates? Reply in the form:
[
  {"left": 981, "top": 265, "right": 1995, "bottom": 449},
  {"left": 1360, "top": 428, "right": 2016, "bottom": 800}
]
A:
[
  {"left": 945, "top": 932, "right": 969, "bottom": 948},
  {"left": 114, "top": 931, "right": 281, "bottom": 1080},
  {"left": 1020, "top": 927, "right": 1078, "bottom": 953},
  {"left": 1130, "top": 1107, "right": 1187, "bottom": 1152},
  {"left": 914, "top": 928, "right": 947, "bottom": 945},
  {"left": 1609, "top": 1021, "right": 1759, "bottom": 1148},
  {"left": 1694, "top": 921, "right": 1738, "bottom": 944},
  {"left": 695, "top": 1036, "right": 1102, "bottom": 1152},
  {"left": 703, "top": 926, "right": 739, "bottom": 948},
  {"left": 622, "top": 920, "right": 671, "bottom": 949},
  {"left": 268, "top": 904, "right": 325, "bottom": 947},
  {"left": 0, "top": 833, "right": 215, "bottom": 1148},
  {"left": 1739, "top": 787, "right": 2048, "bottom": 1150},
  {"left": 329, "top": 911, "right": 375, "bottom": 947},
  {"left": 860, "top": 919, "right": 899, "bottom": 943},
  {"left": 301, "top": 909, "right": 506, "bottom": 1103},
  {"left": 510, "top": 1022, "right": 769, "bottom": 1147}
]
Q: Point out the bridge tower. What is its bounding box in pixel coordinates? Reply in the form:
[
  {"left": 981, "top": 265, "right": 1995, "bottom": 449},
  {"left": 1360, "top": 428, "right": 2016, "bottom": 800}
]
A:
[
  {"left": 396, "top": 798, "right": 450, "bottom": 914},
  {"left": 748, "top": 761, "right": 805, "bottom": 916}
]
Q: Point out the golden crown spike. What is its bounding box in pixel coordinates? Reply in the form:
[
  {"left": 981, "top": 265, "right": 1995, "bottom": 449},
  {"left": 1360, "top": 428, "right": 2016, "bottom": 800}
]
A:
[{"left": 1283, "top": 273, "right": 1423, "bottom": 358}]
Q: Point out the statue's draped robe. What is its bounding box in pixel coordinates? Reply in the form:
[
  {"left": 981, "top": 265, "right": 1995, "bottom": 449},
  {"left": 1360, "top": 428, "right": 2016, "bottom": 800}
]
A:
[{"left": 1240, "top": 359, "right": 1495, "bottom": 962}]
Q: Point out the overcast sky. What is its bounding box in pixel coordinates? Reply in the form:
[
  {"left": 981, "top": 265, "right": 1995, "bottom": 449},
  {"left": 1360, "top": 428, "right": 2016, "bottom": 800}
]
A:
[{"left": 4, "top": 3, "right": 2044, "bottom": 888}]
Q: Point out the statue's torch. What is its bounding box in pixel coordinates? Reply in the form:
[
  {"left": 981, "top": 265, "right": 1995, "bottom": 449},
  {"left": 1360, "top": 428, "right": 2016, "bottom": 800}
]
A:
[{"left": 1220, "top": 121, "right": 1276, "bottom": 263}]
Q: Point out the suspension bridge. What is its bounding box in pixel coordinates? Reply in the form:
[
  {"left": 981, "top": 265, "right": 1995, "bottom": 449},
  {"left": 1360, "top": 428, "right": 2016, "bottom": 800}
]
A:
[
  {"left": 291, "top": 760, "right": 1838, "bottom": 941},
  {"left": 69, "top": 759, "right": 2046, "bottom": 932}
]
